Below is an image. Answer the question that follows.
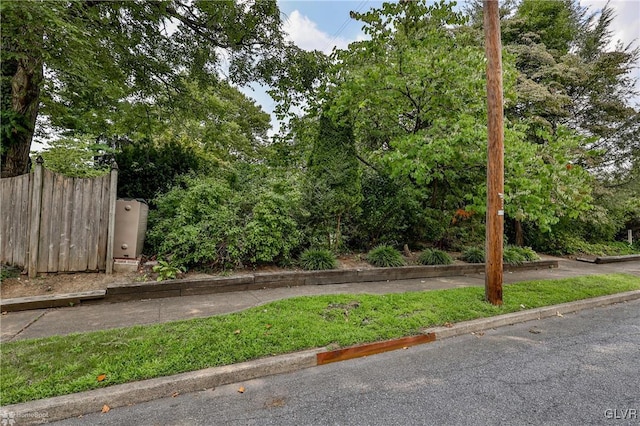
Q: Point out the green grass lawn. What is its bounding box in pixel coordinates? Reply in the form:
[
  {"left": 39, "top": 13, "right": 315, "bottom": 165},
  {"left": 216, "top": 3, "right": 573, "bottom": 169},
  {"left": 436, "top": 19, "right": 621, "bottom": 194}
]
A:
[{"left": 2, "top": 273, "right": 639, "bottom": 405}]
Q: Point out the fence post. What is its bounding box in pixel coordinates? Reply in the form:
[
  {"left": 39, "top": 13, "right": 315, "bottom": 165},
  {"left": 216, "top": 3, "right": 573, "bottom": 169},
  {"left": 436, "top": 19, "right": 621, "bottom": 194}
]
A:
[
  {"left": 28, "top": 156, "right": 44, "bottom": 278},
  {"left": 106, "top": 160, "right": 118, "bottom": 274}
]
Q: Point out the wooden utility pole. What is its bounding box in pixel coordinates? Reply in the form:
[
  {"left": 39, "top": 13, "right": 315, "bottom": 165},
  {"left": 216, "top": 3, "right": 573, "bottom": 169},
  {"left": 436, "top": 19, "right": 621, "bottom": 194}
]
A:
[{"left": 483, "top": 0, "right": 504, "bottom": 305}]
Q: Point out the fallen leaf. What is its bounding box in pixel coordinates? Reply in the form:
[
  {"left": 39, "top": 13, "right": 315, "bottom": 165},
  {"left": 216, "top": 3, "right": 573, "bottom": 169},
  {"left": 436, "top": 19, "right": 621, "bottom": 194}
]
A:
[
  {"left": 238, "top": 386, "right": 245, "bottom": 394},
  {"left": 172, "top": 392, "right": 179, "bottom": 398},
  {"left": 101, "top": 405, "right": 110, "bottom": 413},
  {"left": 97, "top": 374, "right": 107, "bottom": 382},
  {"left": 265, "top": 324, "right": 272, "bottom": 329},
  {"left": 443, "top": 322, "right": 453, "bottom": 328},
  {"left": 556, "top": 311, "right": 563, "bottom": 317},
  {"left": 529, "top": 328, "right": 541, "bottom": 334},
  {"left": 234, "top": 329, "right": 241, "bottom": 335}
]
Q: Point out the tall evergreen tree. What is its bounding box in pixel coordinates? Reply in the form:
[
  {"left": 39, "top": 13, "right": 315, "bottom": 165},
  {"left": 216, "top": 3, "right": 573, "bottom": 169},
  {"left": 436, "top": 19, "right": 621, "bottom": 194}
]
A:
[{"left": 303, "top": 112, "right": 362, "bottom": 250}]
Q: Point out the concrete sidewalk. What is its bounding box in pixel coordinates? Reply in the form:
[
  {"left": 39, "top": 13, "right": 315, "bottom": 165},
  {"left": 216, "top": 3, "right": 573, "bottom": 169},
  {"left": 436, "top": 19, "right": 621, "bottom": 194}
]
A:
[{"left": 2, "top": 257, "right": 639, "bottom": 342}]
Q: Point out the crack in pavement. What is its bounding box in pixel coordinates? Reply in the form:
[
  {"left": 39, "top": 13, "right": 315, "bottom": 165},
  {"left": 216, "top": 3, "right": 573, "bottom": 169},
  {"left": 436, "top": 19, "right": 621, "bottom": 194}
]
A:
[{"left": 8, "top": 309, "right": 49, "bottom": 341}]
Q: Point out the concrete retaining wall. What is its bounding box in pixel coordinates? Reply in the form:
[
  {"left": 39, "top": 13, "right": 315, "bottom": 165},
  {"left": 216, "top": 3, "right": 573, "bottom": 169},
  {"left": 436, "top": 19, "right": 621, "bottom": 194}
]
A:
[{"left": 1, "top": 260, "right": 558, "bottom": 311}]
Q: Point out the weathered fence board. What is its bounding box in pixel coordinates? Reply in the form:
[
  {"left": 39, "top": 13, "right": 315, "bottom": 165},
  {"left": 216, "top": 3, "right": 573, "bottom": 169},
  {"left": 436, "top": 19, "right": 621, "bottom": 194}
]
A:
[
  {"left": 37, "top": 168, "right": 54, "bottom": 273},
  {"left": 97, "top": 176, "right": 110, "bottom": 271},
  {"left": 1, "top": 178, "right": 13, "bottom": 264},
  {"left": 48, "top": 172, "right": 65, "bottom": 272},
  {"left": 17, "top": 173, "right": 30, "bottom": 267},
  {"left": 59, "top": 177, "right": 73, "bottom": 271},
  {"left": 0, "top": 173, "right": 32, "bottom": 267},
  {"left": 87, "top": 177, "right": 101, "bottom": 271},
  {"left": 0, "top": 159, "right": 117, "bottom": 276}
]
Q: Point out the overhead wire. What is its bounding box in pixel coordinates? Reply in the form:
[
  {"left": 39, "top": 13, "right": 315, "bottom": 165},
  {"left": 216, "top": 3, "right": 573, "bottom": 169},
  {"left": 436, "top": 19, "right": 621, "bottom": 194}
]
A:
[{"left": 322, "top": 0, "right": 370, "bottom": 52}]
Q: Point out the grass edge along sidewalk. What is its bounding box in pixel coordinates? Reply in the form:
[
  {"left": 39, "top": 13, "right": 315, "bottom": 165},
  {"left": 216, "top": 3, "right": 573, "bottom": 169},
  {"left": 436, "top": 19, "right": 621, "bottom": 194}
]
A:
[{"left": 2, "top": 273, "right": 639, "bottom": 406}]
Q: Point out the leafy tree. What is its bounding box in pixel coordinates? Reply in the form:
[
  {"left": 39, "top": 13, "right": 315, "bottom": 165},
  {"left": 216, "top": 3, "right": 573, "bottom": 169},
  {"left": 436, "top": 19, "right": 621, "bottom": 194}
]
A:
[
  {"left": 151, "top": 80, "right": 272, "bottom": 164},
  {"left": 501, "top": 0, "right": 639, "bottom": 175},
  {"left": 309, "top": 0, "right": 597, "bottom": 249},
  {"left": 317, "top": 1, "right": 490, "bottom": 248},
  {"left": 114, "top": 138, "right": 207, "bottom": 201},
  {"left": 504, "top": 0, "right": 580, "bottom": 55},
  {"left": 1, "top": 0, "right": 291, "bottom": 177},
  {"left": 463, "top": 0, "right": 638, "bottom": 246},
  {"left": 111, "top": 75, "right": 273, "bottom": 202},
  {"left": 317, "top": 1, "right": 492, "bottom": 245},
  {"left": 37, "top": 135, "right": 113, "bottom": 178}
]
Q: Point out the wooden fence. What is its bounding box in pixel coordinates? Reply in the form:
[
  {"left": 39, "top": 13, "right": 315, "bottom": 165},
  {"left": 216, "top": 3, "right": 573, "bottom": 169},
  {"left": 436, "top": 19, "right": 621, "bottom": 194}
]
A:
[{"left": 0, "top": 157, "right": 117, "bottom": 277}]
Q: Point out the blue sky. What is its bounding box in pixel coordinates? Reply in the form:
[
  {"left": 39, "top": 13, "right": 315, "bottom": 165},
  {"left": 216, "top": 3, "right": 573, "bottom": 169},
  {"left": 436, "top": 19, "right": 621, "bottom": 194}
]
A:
[
  {"left": 279, "top": 1, "right": 387, "bottom": 50},
  {"left": 244, "top": 0, "right": 640, "bottom": 133}
]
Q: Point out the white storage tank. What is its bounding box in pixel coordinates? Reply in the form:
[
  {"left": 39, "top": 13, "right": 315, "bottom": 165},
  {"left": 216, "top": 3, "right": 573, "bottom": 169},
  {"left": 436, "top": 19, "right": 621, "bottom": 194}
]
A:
[{"left": 113, "top": 199, "right": 148, "bottom": 259}]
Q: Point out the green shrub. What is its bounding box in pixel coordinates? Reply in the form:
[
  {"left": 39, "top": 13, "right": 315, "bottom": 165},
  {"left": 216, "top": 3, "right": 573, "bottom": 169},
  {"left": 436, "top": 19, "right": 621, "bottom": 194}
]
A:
[
  {"left": 244, "top": 193, "right": 302, "bottom": 264},
  {"left": 367, "top": 245, "right": 405, "bottom": 267},
  {"left": 299, "top": 249, "right": 338, "bottom": 270},
  {"left": 461, "top": 246, "right": 485, "bottom": 263},
  {"left": 417, "top": 249, "right": 453, "bottom": 266},
  {"left": 503, "top": 246, "right": 526, "bottom": 266},
  {"left": 147, "top": 173, "right": 302, "bottom": 269},
  {"left": 0, "top": 264, "right": 20, "bottom": 281},
  {"left": 152, "top": 259, "right": 185, "bottom": 281},
  {"left": 349, "top": 171, "right": 427, "bottom": 248},
  {"left": 146, "top": 176, "right": 242, "bottom": 269}
]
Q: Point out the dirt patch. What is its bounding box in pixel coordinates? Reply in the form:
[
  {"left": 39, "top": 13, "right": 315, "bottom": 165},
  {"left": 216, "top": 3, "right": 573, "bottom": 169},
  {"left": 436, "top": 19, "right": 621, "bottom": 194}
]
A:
[
  {"left": 1, "top": 255, "right": 376, "bottom": 299},
  {"left": 1, "top": 271, "right": 140, "bottom": 299}
]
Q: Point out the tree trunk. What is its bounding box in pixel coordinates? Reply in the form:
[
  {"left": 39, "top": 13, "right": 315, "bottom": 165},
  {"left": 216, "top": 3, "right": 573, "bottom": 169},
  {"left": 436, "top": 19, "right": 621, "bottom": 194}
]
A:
[
  {"left": 514, "top": 219, "right": 524, "bottom": 247},
  {"left": 1, "top": 5, "right": 44, "bottom": 179},
  {"left": 1, "top": 56, "right": 43, "bottom": 178},
  {"left": 335, "top": 213, "right": 342, "bottom": 250}
]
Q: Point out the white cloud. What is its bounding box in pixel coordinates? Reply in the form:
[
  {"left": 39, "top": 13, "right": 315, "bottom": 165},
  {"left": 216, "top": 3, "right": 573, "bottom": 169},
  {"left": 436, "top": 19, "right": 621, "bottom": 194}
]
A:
[
  {"left": 581, "top": 0, "right": 640, "bottom": 50},
  {"left": 283, "top": 10, "right": 352, "bottom": 53},
  {"left": 580, "top": 0, "right": 640, "bottom": 105}
]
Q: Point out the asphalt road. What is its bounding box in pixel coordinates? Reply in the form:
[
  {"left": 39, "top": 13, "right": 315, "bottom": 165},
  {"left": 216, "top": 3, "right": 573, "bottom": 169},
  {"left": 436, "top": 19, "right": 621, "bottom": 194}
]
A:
[{"left": 55, "top": 299, "right": 640, "bottom": 426}]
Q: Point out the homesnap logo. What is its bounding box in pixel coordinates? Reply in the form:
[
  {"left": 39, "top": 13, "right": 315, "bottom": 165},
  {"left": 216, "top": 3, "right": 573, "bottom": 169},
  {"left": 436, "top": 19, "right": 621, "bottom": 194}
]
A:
[
  {"left": 1, "top": 411, "right": 49, "bottom": 425},
  {"left": 0, "top": 412, "right": 15, "bottom": 426}
]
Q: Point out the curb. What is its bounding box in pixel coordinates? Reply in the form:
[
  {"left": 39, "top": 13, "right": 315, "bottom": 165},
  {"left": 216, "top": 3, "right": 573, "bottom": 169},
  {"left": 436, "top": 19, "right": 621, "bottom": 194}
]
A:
[
  {"left": 576, "top": 254, "right": 640, "bottom": 264},
  {"left": 1, "top": 260, "right": 558, "bottom": 312},
  {"left": 3, "top": 289, "right": 639, "bottom": 424}
]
